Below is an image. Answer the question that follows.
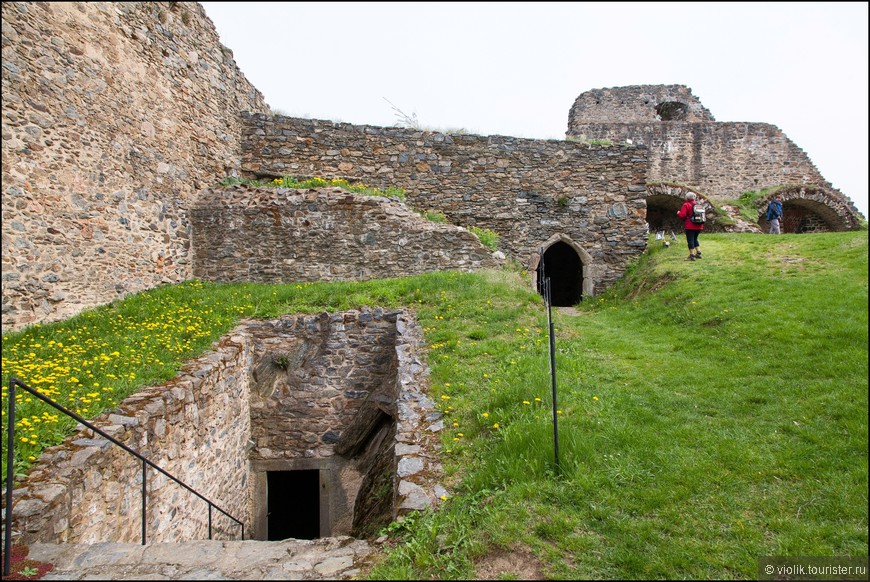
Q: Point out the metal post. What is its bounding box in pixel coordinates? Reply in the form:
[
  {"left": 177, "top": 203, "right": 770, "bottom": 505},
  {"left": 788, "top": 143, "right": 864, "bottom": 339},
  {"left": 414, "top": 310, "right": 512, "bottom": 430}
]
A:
[
  {"left": 141, "top": 459, "right": 147, "bottom": 545},
  {"left": 545, "top": 278, "right": 560, "bottom": 473},
  {"left": 3, "top": 379, "right": 17, "bottom": 577},
  {"left": 208, "top": 504, "right": 213, "bottom": 540}
]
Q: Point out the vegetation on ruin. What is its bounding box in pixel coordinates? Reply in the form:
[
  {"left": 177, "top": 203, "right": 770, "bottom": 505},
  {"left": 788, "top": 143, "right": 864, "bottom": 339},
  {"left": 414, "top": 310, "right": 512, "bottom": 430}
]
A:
[
  {"left": 216, "top": 174, "right": 499, "bottom": 245},
  {"left": 468, "top": 226, "right": 499, "bottom": 252},
  {"left": 2, "top": 230, "right": 867, "bottom": 579},
  {"left": 733, "top": 186, "right": 782, "bottom": 223},
  {"left": 218, "top": 174, "right": 408, "bottom": 201}
]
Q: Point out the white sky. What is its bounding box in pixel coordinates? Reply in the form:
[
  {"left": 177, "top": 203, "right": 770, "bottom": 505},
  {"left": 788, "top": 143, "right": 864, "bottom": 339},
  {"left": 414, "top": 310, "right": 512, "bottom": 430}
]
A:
[{"left": 201, "top": 1, "right": 869, "bottom": 218}]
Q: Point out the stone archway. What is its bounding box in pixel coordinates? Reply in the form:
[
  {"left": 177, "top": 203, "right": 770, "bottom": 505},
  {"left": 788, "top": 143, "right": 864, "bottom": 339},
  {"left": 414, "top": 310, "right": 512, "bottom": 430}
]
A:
[
  {"left": 644, "top": 183, "right": 720, "bottom": 233},
  {"left": 528, "top": 234, "right": 594, "bottom": 306},
  {"left": 756, "top": 186, "right": 865, "bottom": 233}
]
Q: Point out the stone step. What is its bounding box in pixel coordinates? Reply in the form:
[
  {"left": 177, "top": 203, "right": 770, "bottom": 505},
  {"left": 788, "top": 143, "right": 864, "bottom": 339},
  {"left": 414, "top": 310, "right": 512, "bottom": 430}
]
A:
[{"left": 25, "top": 536, "right": 375, "bottom": 580}]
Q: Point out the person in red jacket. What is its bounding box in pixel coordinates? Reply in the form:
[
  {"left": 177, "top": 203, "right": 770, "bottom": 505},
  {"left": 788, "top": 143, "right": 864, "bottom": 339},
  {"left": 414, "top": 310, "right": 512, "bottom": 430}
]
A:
[{"left": 677, "top": 192, "right": 704, "bottom": 261}]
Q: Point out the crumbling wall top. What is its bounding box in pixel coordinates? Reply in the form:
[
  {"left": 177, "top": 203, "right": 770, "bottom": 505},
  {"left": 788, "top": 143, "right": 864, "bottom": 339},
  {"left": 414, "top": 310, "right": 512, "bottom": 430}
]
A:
[{"left": 568, "top": 84, "right": 716, "bottom": 128}]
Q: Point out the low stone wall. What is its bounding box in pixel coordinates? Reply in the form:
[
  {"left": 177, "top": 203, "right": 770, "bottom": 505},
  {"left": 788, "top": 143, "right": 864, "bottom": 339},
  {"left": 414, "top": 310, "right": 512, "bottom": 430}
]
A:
[
  {"left": 7, "top": 309, "right": 443, "bottom": 544},
  {"left": 191, "top": 186, "right": 501, "bottom": 284},
  {"left": 8, "top": 331, "right": 253, "bottom": 544}
]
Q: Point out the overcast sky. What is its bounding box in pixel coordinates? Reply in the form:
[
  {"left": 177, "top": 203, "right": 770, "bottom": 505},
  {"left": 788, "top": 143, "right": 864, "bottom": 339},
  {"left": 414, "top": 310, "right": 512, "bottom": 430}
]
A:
[{"left": 201, "top": 2, "right": 868, "bottom": 217}]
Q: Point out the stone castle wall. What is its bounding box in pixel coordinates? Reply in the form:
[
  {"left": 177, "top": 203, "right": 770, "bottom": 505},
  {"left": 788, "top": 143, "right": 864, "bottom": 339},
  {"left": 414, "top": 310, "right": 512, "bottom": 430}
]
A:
[
  {"left": 568, "top": 121, "right": 831, "bottom": 199},
  {"left": 8, "top": 332, "right": 253, "bottom": 544},
  {"left": 568, "top": 84, "right": 716, "bottom": 123},
  {"left": 567, "top": 85, "right": 861, "bottom": 219},
  {"left": 240, "top": 114, "right": 650, "bottom": 294},
  {"left": 191, "top": 186, "right": 500, "bottom": 284},
  {"left": 1, "top": 1, "right": 269, "bottom": 333}
]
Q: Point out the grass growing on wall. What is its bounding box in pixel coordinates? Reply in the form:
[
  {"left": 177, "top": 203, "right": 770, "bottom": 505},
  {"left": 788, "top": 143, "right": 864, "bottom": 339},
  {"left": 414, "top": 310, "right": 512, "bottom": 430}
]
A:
[
  {"left": 219, "top": 174, "right": 407, "bottom": 201},
  {"left": 1, "top": 231, "right": 867, "bottom": 579}
]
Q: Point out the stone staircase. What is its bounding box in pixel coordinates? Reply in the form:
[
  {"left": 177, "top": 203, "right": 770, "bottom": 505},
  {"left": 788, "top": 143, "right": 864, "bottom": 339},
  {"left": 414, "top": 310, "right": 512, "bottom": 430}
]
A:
[{"left": 25, "top": 536, "right": 377, "bottom": 580}]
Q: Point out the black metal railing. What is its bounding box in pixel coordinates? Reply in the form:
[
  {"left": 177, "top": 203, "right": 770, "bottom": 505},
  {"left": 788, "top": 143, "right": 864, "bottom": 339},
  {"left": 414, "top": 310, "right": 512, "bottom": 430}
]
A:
[{"left": 3, "top": 377, "right": 245, "bottom": 577}]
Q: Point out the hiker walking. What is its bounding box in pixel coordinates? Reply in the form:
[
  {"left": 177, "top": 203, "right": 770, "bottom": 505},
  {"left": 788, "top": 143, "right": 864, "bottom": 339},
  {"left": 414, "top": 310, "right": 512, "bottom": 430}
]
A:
[
  {"left": 766, "top": 194, "right": 784, "bottom": 234},
  {"left": 677, "top": 192, "right": 704, "bottom": 261}
]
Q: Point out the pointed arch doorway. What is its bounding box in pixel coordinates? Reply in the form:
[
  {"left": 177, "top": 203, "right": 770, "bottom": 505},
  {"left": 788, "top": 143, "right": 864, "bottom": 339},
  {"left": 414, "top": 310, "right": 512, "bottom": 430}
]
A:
[{"left": 530, "top": 235, "right": 594, "bottom": 307}]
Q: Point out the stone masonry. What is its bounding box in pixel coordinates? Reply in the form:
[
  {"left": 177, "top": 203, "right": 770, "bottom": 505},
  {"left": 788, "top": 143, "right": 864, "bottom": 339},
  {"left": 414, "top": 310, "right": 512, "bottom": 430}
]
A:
[
  {"left": 191, "top": 185, "right": 501, "bottom": 284},
  {"left": 567, "top": 85, "right": 864, "bottom": 229},
  {"left": 3, "top": 4, "right": 864, "bottom": 336},
  {"left": 7, "top": 331, "right": 254, "bottom": 544},
  {"left": 239, "top": 113, "right": 651, "bottom": 294},
  {"left": 6, "top": 309, "right": 444, "bottom": 545},
  {"left": 2, "top": 1, "right": 269, "bottom": 332}
]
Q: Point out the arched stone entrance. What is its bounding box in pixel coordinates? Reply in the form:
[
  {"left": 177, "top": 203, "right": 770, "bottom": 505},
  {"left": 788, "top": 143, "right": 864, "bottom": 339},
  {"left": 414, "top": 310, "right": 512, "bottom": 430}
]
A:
[
  {"left": 756, "top": 186, "right": 864, "bottom": 233},
  {"left": 644, "top": 183, "right": 720, "bottom": 232},
  {"left": 528, "top": 235, "right": 594, "bottom": 306}
]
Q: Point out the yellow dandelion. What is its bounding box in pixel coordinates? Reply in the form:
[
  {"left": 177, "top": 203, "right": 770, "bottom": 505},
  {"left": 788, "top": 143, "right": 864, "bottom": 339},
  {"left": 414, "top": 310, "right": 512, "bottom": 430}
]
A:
[
  {"left": 493, "top": 423, "right": 500, "bottom": 429},
  {"left": 593, "top": 396, "right": 599, "bottom": 401},
  {"left": 482, "top": 412, "right": 489, "bottom": 418}
]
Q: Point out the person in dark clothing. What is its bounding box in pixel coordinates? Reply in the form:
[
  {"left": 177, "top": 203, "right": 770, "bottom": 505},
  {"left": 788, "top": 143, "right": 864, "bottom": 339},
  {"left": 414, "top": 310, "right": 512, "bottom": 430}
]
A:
[
  {"left": 766, "top": 194, "right": 784, "bottom": 234},
  {"left": 677, "top": 192, "right": 704, "bottom": 261}
]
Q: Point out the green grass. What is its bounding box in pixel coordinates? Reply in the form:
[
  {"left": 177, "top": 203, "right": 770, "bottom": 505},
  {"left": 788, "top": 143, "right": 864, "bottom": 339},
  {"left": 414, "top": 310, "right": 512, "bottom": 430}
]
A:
[
  {"left": 219, "top": 174, "right": 407, "bottom": 201},
  {"left": 2, "top": 231, "right": 867, "bottom": 579}
]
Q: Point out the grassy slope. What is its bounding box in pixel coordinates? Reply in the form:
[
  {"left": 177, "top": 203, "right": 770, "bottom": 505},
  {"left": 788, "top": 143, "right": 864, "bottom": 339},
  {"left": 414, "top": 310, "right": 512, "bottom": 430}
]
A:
[
  {"left": 365, "top": 231, "right": 869, "bottom": 579},
  {"left": 2, "top": 231, "right": 867, "bottom": 579}
]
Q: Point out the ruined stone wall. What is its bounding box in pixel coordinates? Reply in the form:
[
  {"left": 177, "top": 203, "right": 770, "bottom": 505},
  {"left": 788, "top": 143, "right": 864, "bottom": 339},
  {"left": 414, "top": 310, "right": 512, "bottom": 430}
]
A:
[
  {"left": 566, "top": 85, "right": 862, "bottom": 221},
  {"left": 240, "top": 114, "right": 650, "bottom": 294},
  {"left": 9, "top": 332, "right": 253, "bottom": 544},
  {"left": 567, "top": 84, "right": 716, "bottom": 123},
  {"left": 1, "top": 1, "right": 269, "bottom": 333},
  {"left": 568, "top": 121, "right": 835, "bottom": 199},
  {"left": 191, "top": 186, "right": 501, "bottom": 284},
  {"left": 244, "top": 311, "right": 400, "bottom": 462}
]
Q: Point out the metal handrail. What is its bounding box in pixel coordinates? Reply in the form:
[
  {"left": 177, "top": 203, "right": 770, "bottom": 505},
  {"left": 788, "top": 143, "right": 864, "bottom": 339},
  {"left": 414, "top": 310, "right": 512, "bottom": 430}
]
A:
[{"left": 3, "top": 377, "right": 245, "bottom": 576}]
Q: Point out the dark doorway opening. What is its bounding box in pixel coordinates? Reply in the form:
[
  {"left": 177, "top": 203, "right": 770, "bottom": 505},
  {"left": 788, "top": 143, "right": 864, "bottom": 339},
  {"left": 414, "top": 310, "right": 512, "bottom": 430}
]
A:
[
  {"left": 538, "top": 241, "right": 582, "bottom": 306},
  {"left": 267, "top": 470, "right": 320, "bottom": 540}
]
